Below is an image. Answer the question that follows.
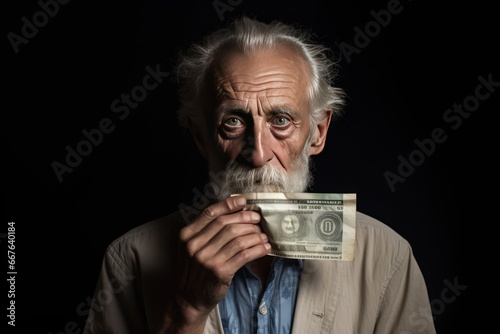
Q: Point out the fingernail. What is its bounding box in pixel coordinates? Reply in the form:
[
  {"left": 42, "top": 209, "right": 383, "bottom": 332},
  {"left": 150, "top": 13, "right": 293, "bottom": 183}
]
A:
[
  {"left": 260, "top": 233, "right": 268, "bottom": 242},
  {"left": 264, "top": 243, "right": 271, "bottom": 251},
  {"left": 236, "top": 197, "right": 246, "bottom": 206},
  {"left": 251, "top": 212, "right": 261, "bottom": 221}
]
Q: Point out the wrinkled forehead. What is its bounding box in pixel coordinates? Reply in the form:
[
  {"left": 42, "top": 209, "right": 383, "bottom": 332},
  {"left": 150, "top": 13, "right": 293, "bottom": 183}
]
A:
[{"left": 206, "top": 44, "right": 312, "bottom": 105}]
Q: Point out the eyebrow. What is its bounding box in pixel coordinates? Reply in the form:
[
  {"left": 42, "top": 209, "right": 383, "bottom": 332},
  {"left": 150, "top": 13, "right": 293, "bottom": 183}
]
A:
[
  {"left": 219, "top": 105, "right": 298, "bottom": 119},
  {"left": 267, "top": 106, "right": 297, "bottom": 119}
]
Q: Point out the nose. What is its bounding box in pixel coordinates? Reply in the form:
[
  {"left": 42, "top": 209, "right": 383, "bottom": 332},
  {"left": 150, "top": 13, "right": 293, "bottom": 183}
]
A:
[{"left": 241, "top": 120, "right": 274, "bottom": 167}]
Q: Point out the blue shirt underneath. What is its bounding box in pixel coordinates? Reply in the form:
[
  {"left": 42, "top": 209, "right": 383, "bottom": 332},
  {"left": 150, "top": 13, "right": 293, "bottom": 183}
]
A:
[{"left": 219, "top": 258, "right": 303, "bottom": 334}]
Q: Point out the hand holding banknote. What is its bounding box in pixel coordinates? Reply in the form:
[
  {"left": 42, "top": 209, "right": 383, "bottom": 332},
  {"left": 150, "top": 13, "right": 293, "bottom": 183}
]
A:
[{"left": 233, "top": 192, "right": 357, "bottom": 261}]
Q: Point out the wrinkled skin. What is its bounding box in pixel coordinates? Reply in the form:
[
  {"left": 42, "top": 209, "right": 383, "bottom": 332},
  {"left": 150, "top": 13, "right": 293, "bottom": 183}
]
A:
[{"left": 165, "top": 46, "right": 332, "bottom": 333}]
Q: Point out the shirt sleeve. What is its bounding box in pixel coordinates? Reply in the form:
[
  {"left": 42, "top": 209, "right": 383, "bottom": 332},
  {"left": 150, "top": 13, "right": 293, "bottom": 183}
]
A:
[
  {"left": 83, "top": 240, "right": 147, "bottom": 334},
  {"left": 374, "top": 244, "right": 436, "bottom": 334}
]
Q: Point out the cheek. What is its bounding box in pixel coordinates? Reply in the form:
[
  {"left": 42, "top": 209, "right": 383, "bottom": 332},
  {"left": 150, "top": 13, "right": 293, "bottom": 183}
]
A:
[
  {"left": 216, "top": 138, "right": 243, "bottom": 160},
  {"left": 274, "top": 139, "right": 306, "bottom": 169}
]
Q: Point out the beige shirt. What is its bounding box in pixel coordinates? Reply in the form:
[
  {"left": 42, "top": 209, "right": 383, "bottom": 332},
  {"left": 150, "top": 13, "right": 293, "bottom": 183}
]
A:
[{"left": 84, "top": 211, "right": 436, "bottom": 334}]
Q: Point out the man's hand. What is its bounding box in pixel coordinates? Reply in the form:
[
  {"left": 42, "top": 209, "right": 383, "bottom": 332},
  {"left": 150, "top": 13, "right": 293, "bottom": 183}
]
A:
[{"left": 166, "top": 195, "right": 271, "bottom": 332}]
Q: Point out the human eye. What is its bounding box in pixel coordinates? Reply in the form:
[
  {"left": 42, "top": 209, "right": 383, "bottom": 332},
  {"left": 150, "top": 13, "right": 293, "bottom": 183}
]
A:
[
  {"left": 268, "top": 109, "right": 296, "bottom": 139},
  {"left": 272, "top": 115, "right": 291, "bottom": 127},
  {"left": 224, "top": 117, "right": 243, "bottom": 128},
  {"left": 220, "top": 112, "right": 246, "bottom": 138}
]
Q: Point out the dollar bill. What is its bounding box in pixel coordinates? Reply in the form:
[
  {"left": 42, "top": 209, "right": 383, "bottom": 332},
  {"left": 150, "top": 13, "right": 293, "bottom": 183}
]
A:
[{"left": 235, "top": 192, "right": 356, "bottom": 261}]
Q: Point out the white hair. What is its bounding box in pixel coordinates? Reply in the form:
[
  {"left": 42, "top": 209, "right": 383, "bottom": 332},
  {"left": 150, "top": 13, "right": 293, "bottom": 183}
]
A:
[{"left": 174, "top": 16, "right": 345, "bottom": 130}]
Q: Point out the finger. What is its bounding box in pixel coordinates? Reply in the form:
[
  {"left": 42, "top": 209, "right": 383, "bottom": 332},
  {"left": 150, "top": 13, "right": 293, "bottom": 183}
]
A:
[
  {"left": 183, "top": 210, "right": 261, "bottom": 256},
  {"left": 180, "top": 196, "right": 251, "bottom": 240},
  {"left": 200, "top": 232, "right": 271, "bottom": 277},
  {"left": 223, "top": 235, "right": 272, "bottom": 273},
  {"left": 196, "top": 222, "right": 263, "bottom": 257}
]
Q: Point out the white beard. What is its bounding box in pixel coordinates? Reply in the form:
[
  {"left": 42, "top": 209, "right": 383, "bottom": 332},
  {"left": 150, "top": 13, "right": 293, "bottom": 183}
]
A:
[{"left": 214, "top": 140, "right": 313, "bottom": 200}]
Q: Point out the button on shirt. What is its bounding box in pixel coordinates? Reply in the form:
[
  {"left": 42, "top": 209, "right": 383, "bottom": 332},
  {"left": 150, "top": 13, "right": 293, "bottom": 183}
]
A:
[{"left": 219, "top": 258, "right": 303, "bottom": 334}]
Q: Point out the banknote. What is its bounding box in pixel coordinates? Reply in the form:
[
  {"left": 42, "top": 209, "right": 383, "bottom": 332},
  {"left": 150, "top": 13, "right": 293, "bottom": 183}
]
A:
[{"left": 234, "top": 192, "right": 356, "bottom": 261}]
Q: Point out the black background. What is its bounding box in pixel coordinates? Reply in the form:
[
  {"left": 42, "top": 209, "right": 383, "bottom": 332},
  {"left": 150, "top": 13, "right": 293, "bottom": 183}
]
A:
[{"left": 3, "top": 0, "right": 496, "bottom": 333}]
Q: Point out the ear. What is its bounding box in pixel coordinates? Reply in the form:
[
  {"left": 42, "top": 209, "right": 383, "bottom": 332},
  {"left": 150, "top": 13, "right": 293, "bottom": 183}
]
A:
[
  {"left": 188, "top": 119, "right": 208, "bottom": 159},
  {"left": 309, "top": 110, "right": 332, "bottom": 156}
]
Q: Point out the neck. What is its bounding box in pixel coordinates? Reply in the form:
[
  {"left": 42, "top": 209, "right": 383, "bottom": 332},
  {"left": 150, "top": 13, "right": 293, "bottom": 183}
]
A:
[{"left": 247, "top": 256, "right": 275, "bottom": 283}]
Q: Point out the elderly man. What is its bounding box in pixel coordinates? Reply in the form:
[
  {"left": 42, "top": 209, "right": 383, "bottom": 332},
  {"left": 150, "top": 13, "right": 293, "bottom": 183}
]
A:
[{"left": 84, "top": 16, "right": 436, "bottom": 334}]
